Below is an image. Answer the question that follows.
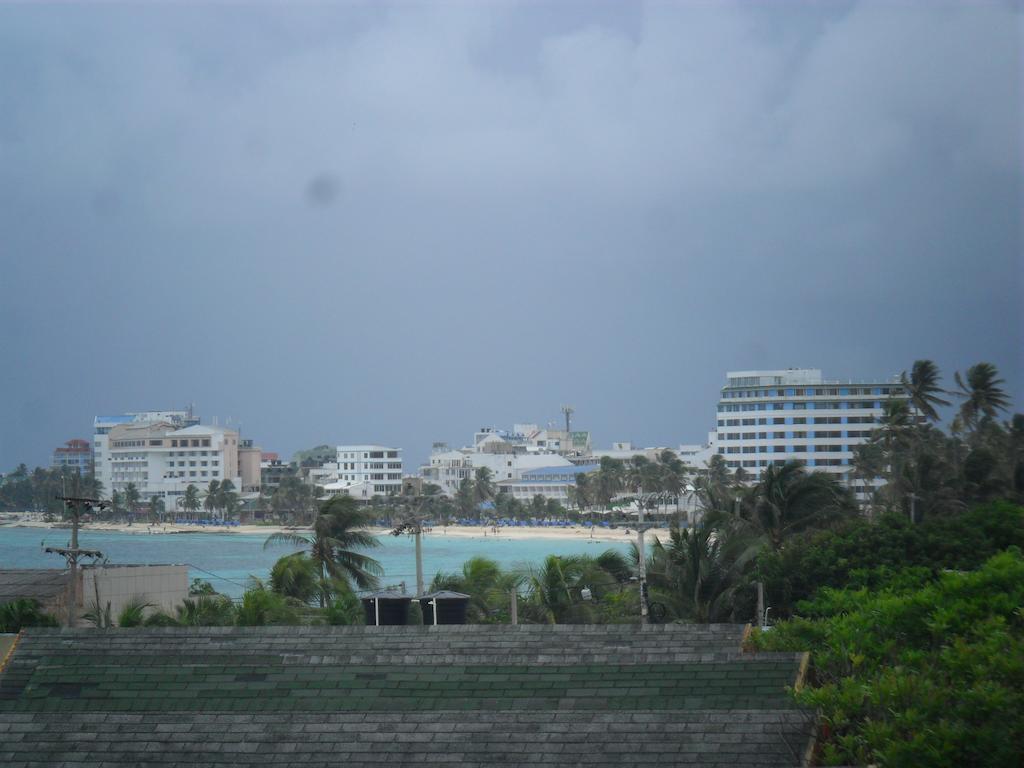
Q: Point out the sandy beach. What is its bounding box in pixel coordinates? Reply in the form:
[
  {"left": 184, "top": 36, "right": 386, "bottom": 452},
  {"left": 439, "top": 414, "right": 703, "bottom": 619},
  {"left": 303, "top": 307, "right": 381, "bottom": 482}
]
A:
[{"left": 0, "top": 514, "right": 668, "bottom": 545}]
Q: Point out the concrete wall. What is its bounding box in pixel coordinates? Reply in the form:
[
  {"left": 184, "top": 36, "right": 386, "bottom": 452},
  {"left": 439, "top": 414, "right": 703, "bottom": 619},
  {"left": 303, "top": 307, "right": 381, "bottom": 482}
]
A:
[{"left": 79, "top": 565, "right": 188, "bottom": 623}]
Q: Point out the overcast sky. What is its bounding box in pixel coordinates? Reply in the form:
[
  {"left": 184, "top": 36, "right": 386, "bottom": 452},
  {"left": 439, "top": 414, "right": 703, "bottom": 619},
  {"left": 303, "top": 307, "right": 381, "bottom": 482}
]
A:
[{"left": 1, "top": 0, "right": 1021, "bottom": 471}]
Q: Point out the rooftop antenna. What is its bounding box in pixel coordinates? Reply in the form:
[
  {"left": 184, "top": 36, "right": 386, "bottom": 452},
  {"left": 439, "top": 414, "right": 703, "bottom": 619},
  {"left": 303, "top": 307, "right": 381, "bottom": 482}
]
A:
[{"left": 561, "top": 405, "right": 574, "bottom": 433}]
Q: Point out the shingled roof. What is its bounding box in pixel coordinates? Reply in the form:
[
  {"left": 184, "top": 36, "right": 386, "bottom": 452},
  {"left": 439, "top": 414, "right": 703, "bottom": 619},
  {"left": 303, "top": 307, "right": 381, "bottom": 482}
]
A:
[
  {"left": 0, "top": 569, "right": 66, "bottom": 604},
  {"left": 0, "top": 624, "right": 813, "bottom": 766}
]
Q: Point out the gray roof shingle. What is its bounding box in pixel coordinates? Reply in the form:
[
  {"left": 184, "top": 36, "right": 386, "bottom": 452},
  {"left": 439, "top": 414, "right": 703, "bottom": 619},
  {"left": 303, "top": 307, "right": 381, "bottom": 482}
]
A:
[
  {"left": 0, "top": 570, "right": 66, "bottom": 604},
  {"left": 0, "top": 625, "right": 813, "bottom": 766}
]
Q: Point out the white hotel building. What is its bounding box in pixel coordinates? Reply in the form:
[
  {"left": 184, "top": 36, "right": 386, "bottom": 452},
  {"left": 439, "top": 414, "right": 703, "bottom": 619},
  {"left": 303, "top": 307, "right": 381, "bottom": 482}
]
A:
[
  {"left": 711, "top": 369, "right": 907, "bottom": 488},
  {"left": 103, "top": 422, "right": 242, "bottom": 512},
  {"left": 93, "top": 410, "right": 198, "bottom": 498},
  {"left": 308, "top": 445, "right": 404, "bottom": 498}
]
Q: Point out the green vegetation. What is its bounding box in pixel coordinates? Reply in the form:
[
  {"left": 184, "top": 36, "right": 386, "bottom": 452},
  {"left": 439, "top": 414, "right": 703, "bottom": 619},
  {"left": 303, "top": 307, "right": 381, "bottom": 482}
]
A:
[
  {"left": 264, "top": 495, "right": 383, "bottom": 605},
  {"left": 0, "top": 466, "right": 103, "bottom": 516},
  {"left": 756, "top": 501, "right": 1024, "bottom": 618},
  {"left": 428, "top": 359, "right": 1023, "bottom": 764},
  {"left": 751, "top": 550, "right": 1024, "bottom": 767},
  {"left": 0, "top": 599, "right": 59, "bottom": 633}
]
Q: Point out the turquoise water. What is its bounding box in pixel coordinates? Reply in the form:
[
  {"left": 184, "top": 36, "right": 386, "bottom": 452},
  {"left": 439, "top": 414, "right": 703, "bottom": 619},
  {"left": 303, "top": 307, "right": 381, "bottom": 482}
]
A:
[{"left": 0, "top": 527, "right": 629, "bottom": 598}]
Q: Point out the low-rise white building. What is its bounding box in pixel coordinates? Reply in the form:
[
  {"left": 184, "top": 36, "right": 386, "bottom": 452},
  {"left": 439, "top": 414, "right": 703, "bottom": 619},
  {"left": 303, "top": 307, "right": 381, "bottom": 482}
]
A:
[
  {"left": 308, "top": 445, "right": 404, "bottom": 498},
  {"left": 500, "top": 464, "right": 600, "bottom": 505},
  {"left": 421, "top": 447, "right": 574, "bottom": 496}
]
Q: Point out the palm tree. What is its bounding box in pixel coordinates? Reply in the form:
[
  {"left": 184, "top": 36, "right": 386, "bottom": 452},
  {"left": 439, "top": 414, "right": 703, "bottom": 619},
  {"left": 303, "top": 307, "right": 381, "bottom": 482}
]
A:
[
  {"left": 0, "top": 598, "right": 60, "bottom": 632},
  {"left": 473, "top": 467, "right": 495, "bottom": 515},
  {"left": 204, "top": 480, "right": 221, "bottom": 519},
  {"left": 657, "top": 450, "right": 687, "bottom": 516},
  {"left": 271, "top": 475, "right": 316, "bottom": 524},
  {"left": 149, "top": 495, "right": 165, "bottom": 523},
  {"left": 901, "top": 360, "right": 951, "bottom": 422},
  {"left": 175, "top": 595, "right": 236, "bottom": 626},
  {"left": 264, "top": 495, "right": 382, "bottom": 607},
  {"left": 218, "top": 479, "right": 240, "bottom": 520},
  {"left": 647, "top": 525, "right": 750, "bottom": 623},
  {"left": 455, "top": 477, "right": 476, "bottom": 519},
  {"left": 594, "top": 457, "right": 624, "bottom": 510},
  {"left": 733, "top": 461, "right": 853, "bottom": 552},
  {"left": 872, "top": 399, "right": 915, "bottom": 485},
  {"left": 430, "top": 556, "right": 523, "bottom": 622},
  {"left": 625, "top": 455, "right": 652, "bottom": 494},
  {"left": 181, "top": 484, "right": 201, "bottom": 518},
  {"left": 692, "top": 455, "right": 736, "bottom": 522},
  {"left": 123, "top": 483, "right": 141, "bottom": 520},
  {"left": 955, "top": 363, "right": 1010, "bottom": 430},
  {"left": 520, "top": 554, "right": 614, "bottom": 624},
  {"left": 573, "top": 472, "right": 592, "bottom": 513},
  {"left": 270, "top": 552, "right": 322, "bottom": 604}
]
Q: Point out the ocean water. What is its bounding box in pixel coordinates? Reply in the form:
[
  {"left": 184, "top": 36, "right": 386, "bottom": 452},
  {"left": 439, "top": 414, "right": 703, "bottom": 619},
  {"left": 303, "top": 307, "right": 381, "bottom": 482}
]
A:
[{"left": 0, "top": 527, "right": 631, "bottom": 598}]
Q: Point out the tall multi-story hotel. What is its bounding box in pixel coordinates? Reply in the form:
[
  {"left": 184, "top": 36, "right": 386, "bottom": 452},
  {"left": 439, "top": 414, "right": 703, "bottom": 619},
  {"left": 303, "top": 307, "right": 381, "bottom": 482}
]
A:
[{"left": 711, "top": 369, "right": 907, "bottom": 489}]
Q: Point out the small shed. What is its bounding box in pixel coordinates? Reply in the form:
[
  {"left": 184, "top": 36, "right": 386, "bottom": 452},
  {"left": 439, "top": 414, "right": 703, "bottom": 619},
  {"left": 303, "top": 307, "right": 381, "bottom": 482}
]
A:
[
  {"left": 361, "top": 592, "right": 413, "bottom": 626},
  {"left": 417, "top": 591, "right": 470, "bottom": 626}
]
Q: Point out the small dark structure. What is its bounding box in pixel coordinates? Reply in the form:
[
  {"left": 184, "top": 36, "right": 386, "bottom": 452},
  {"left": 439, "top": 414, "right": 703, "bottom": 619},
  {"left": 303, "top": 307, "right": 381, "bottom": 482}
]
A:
[
  {"left": 417, "top": 591, "right": 470, "bottom": 626},
  {"left": 361, "top": 592, "right": 413, "bottom": 626}
]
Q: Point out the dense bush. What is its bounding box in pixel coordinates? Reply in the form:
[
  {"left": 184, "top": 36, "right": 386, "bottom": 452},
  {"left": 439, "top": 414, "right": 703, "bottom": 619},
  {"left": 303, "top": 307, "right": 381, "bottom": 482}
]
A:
[
  {"left": 751, "top": 549, "right": 1024, "bottom": 767},
  {"left": 756, "top": 501, "right": 1024, "bottom": 618},
  {"left": 235, "top": 583, "right": 303, "bottom": 626},
  {"left": 0, "top": 599, "right": 59, "bottom": 633}
]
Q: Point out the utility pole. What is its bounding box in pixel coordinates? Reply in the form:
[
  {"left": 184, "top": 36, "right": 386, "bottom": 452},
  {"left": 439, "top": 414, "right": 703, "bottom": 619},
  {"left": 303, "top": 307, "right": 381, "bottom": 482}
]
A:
[
  {"left": 414, "top": 525, "right": 424, "bottom": 597},
  {"left": 45, "top": 495, "right": 106, "bottom": 627},
  {"left": 756, "top": 582, "right": 765, "bottom": 629},
  {"left": 637, "top": 483, "right": 649, "bottom": 624},
  {"left": 390, "top": 497, "right": 430, "bottom": 596},
  {"left": 908, "top": 493, "right": 918, "bottom": 524}
]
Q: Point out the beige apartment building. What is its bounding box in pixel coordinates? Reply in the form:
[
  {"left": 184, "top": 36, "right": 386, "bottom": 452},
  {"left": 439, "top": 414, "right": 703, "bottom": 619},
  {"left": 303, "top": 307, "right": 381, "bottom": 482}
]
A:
[{"left": 105, "top": 422, "right": 242, "bottom": 512}]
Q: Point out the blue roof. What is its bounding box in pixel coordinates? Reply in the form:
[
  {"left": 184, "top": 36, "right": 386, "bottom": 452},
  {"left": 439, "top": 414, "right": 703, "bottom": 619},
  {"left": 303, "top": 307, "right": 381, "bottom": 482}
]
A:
[{"left": 521, "top": 464, "right": 599, "bottom": 479}]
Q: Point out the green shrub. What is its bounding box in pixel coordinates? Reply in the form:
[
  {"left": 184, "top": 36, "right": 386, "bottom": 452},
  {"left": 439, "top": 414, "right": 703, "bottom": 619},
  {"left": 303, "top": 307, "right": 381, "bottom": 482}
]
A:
[
  {"left": 235, "top": 584, "right": 301, "bottom": 626},
  {"left": 757, "top": 501, "right": 1024, "bottom": 617},
  {"left": 0, "top": 599, "right": 59, "bottom": 633},
  {"left": 751, "top": 549, "right": 1024, "bottom": 766}
]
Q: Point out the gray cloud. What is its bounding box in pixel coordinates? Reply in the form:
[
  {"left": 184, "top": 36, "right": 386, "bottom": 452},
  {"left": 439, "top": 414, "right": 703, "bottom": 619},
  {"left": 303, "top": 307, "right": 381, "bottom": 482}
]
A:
[{"left": 0, "top": 1, "right": 1020, "bottom": 469}]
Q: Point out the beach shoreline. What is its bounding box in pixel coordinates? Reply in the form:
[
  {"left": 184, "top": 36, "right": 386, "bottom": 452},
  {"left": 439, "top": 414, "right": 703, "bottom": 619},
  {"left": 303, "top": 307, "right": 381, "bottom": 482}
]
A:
[{"left": 0, "top": 515, "right": 669, "bottom": 546}]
